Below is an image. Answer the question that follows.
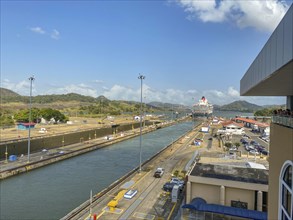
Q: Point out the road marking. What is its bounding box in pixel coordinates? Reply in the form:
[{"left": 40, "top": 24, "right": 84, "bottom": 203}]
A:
[
  {"left": 95, "top": 210, "right": 105, "bottom": 219},
  {"left": 118, "top": 179, "right": 159, "bottom": 219},
  {"left": 132, "top": 170, "right": 151, "bottom": 187},
  {"left": 133, "top": 212, "right": 155, "bottom": 220},
  {"left": 103, "top": 206, "right": 123, "bottom": 214},
  {"left": 83, "top": 214, "right": 91, "bottom": 220}
]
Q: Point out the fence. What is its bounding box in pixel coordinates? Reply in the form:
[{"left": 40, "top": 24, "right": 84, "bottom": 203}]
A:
[{"left": 272, "top": 115, "right": 293, "bottom": 128}]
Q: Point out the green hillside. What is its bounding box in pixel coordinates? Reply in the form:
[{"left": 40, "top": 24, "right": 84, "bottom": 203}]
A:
[
  {"left": 33, "top": 93, "right": 101, "bottom": 103},
  {"left": 0, "top": 88, "right": 162, "bottom": 117},
  {"left": 1, "top": 88, "right": 282, "bottom": 115},
  {"left": 214, "top": 100, "right": 263, "bottom": 112},
  {"left": 0, "top": 87, "right": 21, "bottom": 97}
]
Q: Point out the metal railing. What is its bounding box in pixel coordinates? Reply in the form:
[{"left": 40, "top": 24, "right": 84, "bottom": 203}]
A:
[{"left": 272, "top": 116, "right": 293, "bottom": 129}]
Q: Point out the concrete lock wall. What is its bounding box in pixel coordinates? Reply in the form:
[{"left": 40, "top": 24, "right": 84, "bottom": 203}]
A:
[{"left": 0, "top": 121, "right": 154, "bottom": 160}]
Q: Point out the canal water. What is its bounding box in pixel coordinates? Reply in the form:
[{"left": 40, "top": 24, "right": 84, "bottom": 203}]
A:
[
  {"left": 213, "top": 110, "right": 254, "bottom": 119},
  {"left": 0, "top": 121, "right": 196, "bottom": 220}
]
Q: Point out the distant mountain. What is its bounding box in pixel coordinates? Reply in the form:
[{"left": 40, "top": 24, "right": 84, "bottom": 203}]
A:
[
  {"left": 213, "top": 104, "right": 221, "bottom": 110},
  {"left": 33, "top": 93, "right": 99, "bottom": 103},
  {"left": 1, "top": 88, "right": 282, "bottom": 114},
  {"left": 148, "top": 102, "right": 165, "bottom": 109},
  {"left": 0, "top": 88, "right": 110, "bottom": 104},
  {"left": 215, "top": 100, "right": 263, "bottom": 112},
  {"left": 262, "top": 104, "right": 286, "bottom": 109},
  {"left": 148, "top": 102, "right": 190, "bottom": 111},
  {"left": 0, "top": 88, "right": 28, "bottom": 103},
  {"left": 0, "top": 88, "right": 166, "bottom": 115},
  {"left": 0, "top": 88, "right": 21, "bottom": 97}
]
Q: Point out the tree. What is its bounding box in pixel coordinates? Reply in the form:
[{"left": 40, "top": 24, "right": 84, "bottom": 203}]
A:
[
  {"left": 224, "top": 142, "right": 232, "bottom": 148},
  {"left": 14, "top": 108, "right": 39, "bottom": 122},
  {"left": 39, "top": 108, "right": 67, "bottom": 122},
  {"left": 234, "top": 142, "right": 240, "bottom": 149},
  {"left": 14, "top": 108, "right": 68, "bottom": 123},
  {"left": 254, "top": 108, "right": 276, "bottom": 116},
  {"left": 0, "top": 110, "right": 15, "bottom": 127}
]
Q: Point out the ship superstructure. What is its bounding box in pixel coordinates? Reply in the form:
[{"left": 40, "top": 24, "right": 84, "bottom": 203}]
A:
[{"left": 192, "top": 96, "right": 213, "bottom": 117}]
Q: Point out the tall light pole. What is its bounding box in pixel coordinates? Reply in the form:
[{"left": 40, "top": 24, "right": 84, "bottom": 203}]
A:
[
  {"left": 27, "top": 75, "right": 35, "bottom": 163},
  {"left": 138, "top": 74, "right": 145, "bottom": 173}
]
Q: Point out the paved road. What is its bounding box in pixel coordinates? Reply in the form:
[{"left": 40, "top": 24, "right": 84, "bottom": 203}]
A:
[{"left": 70, "top": 127, "right": 203, "bottom": 220}]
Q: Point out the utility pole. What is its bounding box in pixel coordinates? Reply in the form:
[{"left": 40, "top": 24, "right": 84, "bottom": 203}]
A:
[
  {"left": 138, "top": 74, "right": 145, "bottom": 173},
  {"left": 5, "top": 145, "right": 8, "bottom": 163},
  {"left": 27, "top": 75, "right": 35, "bottom": 163}
]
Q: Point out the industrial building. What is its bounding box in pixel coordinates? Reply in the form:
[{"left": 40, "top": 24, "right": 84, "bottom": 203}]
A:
[{"left": 183, "top": 163, "right": 268, "bottom": 219}]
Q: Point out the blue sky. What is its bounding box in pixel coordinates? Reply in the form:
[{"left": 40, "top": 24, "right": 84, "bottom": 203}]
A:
[{"left": 1, "top": 0, "right": 292, "bottom": 106}]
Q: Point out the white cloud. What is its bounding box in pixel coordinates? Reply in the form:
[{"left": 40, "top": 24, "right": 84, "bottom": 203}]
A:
[
  {"left": 176, "top": 0, "right": 289, "bottom": 32},
  {"left": 227, "top": 86, "right": 240, "bottom": 97},
  {"left": 29, "top": 27, "right": 60, "bottom": 40},
  {"left": 102, "top": 84, "right": 192, "bottom": 105},
  {"left": 1, "top": 80, "right": 285, "bottom": 106},
  {"left": 51, "top": 29, "right": 60, "bottom": 40},
  {"left": 101, "top": 84, "right": 284, "bottom": 106},
  {"left": 102, "top": 84, "right": 138, "bottom": 101},
  {"left": 1, "top": 79, "right": 36, "bottom": 96},
  {"left": 46, "top": 84, "right": 98, "bottom": 97},
  {"left": 30, "top": 27, "right": 46, "bottom": 34}
]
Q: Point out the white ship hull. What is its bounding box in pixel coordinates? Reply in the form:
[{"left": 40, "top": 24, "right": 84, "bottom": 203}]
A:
[{"left": 192, "top": 96, "right": 213, "bottom": 117}]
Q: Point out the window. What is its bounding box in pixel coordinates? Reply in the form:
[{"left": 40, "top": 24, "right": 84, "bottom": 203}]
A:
[
  {"left": 280, "top": 161, "right": 293, "bottom": 220},
  {"left": 231, "top": 200, "right": 248, "bottom": 209}
]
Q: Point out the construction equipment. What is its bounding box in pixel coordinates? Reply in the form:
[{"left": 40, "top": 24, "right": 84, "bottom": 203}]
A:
[{"left": 107, "top": 190, "right": 127, "bottom": 211}]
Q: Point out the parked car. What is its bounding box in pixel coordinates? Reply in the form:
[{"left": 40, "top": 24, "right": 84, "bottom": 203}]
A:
[
  {"left": 241, "top": 139, "right": 249, "bottom": 145},
  {"left": 124, "top": 189, "right": 138, "bottom": 199},
  {"left": 255, "top": 145, "right": 265, "bottom": 152},
  {"left": 261, "top": 150, "right": 269, "bottom": 155},
  {"left": 262, "top": 137, "right": 270, "bottom": 142},
  {"left": 242, "top": 134, "right": 250, "bottom": 139},
  {"left": 154, "top": 168, "right": 164, "bottom": 178},
  {"left": 245, "top": 145, "right": 255, "bottom": 151},
  {"left": 229, "top": 146, "right": 237, "bottom": 151},
  {"left": 163, "top": 182, "right": 176, "bottom": 192},
  {"left": 170, "top": 178, "right": 185, "bottom": 187},
  {"left": 250, "top": 140, "right": 259, "bottom": 146},
  {"left": 249, "top": 149, "right": 259, "bottom": 155}
]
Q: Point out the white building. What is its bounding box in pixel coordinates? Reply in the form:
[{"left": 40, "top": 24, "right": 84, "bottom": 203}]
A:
[{"left": 217, "top": 121, "right": 245, "bottom": 135}]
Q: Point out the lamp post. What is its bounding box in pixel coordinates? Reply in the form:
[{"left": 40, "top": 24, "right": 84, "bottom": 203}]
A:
[
  {"left": 138, "top": 74, "right": 145, "bottom": 173},
  {"left": 5, "top": 145, "right": 8, "bottom": 163},
  {"left": 27, "top": 75, "right": 35, "bottom": 163},
  {"left": 191, "top": 97, "right": 195, "bottom": 128},
  {"left": 143, "top": 96, "right": 146, "bottom": 114}
]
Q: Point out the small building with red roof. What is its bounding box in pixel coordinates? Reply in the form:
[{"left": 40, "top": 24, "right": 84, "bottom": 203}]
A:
[
  {"left": 233, "top": 117, "right": 270, "bottom": 135},
  {"left": 217, "top": 120, "right": 245, "bottom": 135}
]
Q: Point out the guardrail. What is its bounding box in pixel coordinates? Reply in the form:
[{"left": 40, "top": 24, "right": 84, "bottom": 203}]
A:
[{"left": 272, "top": 115, "right": 293, "bottom": 129}]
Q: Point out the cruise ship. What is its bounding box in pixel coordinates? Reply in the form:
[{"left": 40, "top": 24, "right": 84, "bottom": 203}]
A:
[{"left": 192, "top": 96, "right": 213, "bottom": 117}]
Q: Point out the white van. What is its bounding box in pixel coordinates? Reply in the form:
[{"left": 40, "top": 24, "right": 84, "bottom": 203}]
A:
[{"left": 39, "top": 128, "right": 47, "bottom": 133}]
